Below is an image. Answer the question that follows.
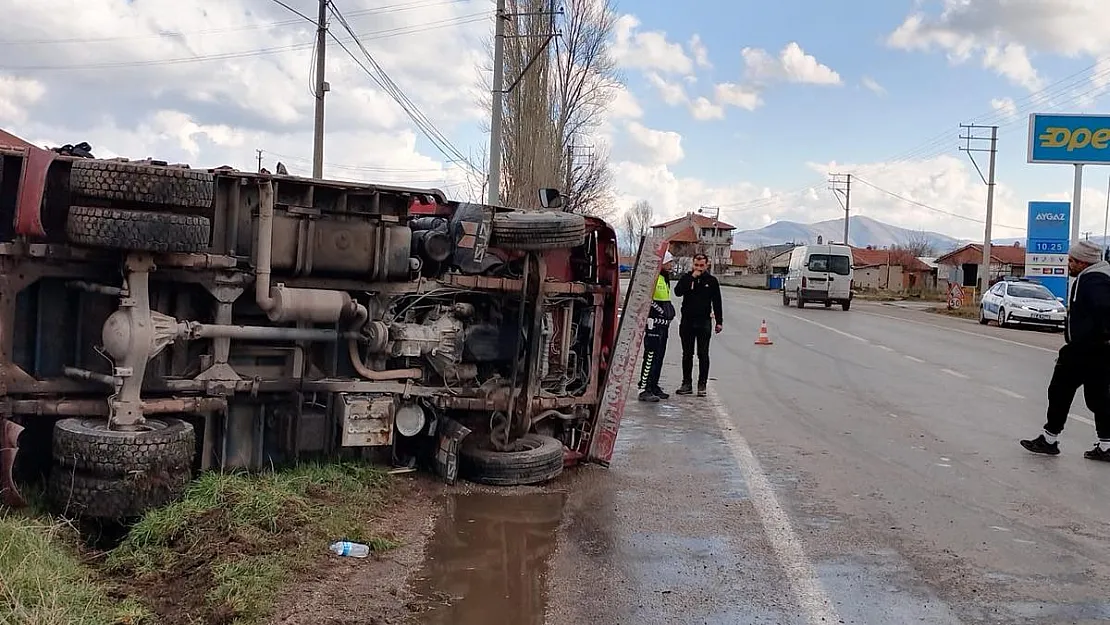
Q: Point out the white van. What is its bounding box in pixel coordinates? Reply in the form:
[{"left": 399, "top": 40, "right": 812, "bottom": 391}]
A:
[{"left": 782, "top": 244, "right": 854, "bottom": 310}]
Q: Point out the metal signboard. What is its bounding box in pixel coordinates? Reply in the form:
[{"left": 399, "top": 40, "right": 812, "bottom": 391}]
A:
[
  {"left": 586, "top": 234, "right": 668, "bottom": 466},
  {"left": 1024, "top": 200, "right": 1070, "bottom": 300},
  {"left": 1028, "top": 113, "right": 1110, "bottom": 165}
]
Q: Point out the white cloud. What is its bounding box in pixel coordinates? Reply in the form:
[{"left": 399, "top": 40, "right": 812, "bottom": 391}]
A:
[
  {"left": 714, "top": 83, "right": 763, "bottom": 111},
  {"left": 885, "top": 1, "right": 1110, "bottom": 91},
  {"left": 606, "top": 152, "right": 1110, "bottom": 244},
  {"left": 861, "top": 76, "right": 887, "bottom": 96},
  {"left": 689, "top": 97, "right": 725, "bottom": 121},
  {"left": 990, "top": 96, "right": 1018, "bottom": 120},
  {"left": 625, "top": 122, "right": 684, "bottom": 165},
  {"left": 644, "top": 72, "right": 736, "bottom": 121},
  {"left": 688, "top": 34, "right": 712, "bottom": 69},
  {"left": 742, "top": 42, "right": 842, "bottom": 86},
  {"left": 982, "top": 43, "right": 1042, "bottom": 91},
  {"left": 609, "top": 84, "right": 644, "bottom": 120},
  {"left": 646, "top": 72, "right": 689, "bottom": 106},
  {"left": 0, "top": 75, "right": 46, "bottom": 124},
  {"left": 612, "top": 14, "right": 694, "bottom": 75},
  {"left": 0, "top": 0, "right": 492, "bottom": 194}
]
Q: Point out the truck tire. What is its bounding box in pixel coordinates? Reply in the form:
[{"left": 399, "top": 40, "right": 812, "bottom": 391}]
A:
[
  {"left": 70, "top": 159, "right": 214, "bottom": 209},
  {"left": 460, "top": 433, "right": 565, "bottom": 486},
  {"left": 491, "top": 211, "right": 586, "bottom": 251},
  {"left": 66, "top": 205, "right": 210, "bottom": 253},
  {"left": 52, "top": 417, "right": 195, "bottom": 478},
  {"left": 47, "top": 468, "right": 191, "bottom": 520}
]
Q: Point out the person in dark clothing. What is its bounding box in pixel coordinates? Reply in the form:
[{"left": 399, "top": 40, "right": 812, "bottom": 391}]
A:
[
  {"left": 673, "top": 253, "right": 723, "bottom": 397},
  {"left": 1021, "top": 239, "right": 1110, "bottom": 461},
  {"left": 638, "top": 252, "right": 677, "bottom": 402}
]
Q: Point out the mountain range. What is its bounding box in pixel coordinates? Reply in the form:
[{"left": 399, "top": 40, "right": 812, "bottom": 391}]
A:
[{"left": 729, "top": 216, "right": 1030, "bottom": 254}]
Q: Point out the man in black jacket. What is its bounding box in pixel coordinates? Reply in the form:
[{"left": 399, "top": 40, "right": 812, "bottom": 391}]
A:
[
  {"left": 638, "top": 251, "right": 677, "bottom": 402},
  {"left": 1021, "top": 239, "right": 1110, "bottom": 460},
  {"left": 673, "top": 253, "right": 723, "bottom": 397}
]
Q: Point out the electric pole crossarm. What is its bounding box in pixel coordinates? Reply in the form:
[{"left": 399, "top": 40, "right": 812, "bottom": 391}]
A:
[
  {"left": 828, "top": 173, "right": 851, "bottom": 244},
  {"left": 959, "top": 123, "right": 998, "bottom": 298}
]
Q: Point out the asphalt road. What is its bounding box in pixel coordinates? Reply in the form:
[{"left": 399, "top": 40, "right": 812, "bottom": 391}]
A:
[{"left": 545, "top": 288, "right": 1110, "bottom": 625}]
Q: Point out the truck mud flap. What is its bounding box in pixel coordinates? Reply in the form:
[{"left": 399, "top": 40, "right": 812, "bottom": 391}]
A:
[
  {"left": 434, "top": 416, "right": 472, "bottom": 485},
  {"left": 585, "top": 235, "right": 668, "bottom": 466},
  {"left": 1, "top": 416, "right": 25, "bottom": 508}
]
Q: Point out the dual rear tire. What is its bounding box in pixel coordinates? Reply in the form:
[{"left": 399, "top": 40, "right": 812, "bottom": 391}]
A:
[{"left": 48, "top": 417, "right": 195, "bottom": 520}]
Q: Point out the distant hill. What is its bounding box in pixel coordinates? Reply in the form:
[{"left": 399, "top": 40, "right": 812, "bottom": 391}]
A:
[{"left": 730, "top": 216, "right": 964, "bottom": 253}]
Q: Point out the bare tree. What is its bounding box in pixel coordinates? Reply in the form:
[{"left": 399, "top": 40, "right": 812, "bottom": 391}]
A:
[
  {"left": 488, "top": 0, "right": 620, "bottom": 217},
  {"left": 748, "top": 247, "right": 774, "bottom": 274},
  {"left": 620, "top": 200, "right": 653, "bottom": 255},
  {"left": 901, "top": 231, "right": 937, "bottom": 257}
]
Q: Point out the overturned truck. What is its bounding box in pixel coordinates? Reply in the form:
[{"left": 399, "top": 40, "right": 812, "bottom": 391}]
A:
[{"left": 0, "top": 138, "right": 661, "bottom": 520}]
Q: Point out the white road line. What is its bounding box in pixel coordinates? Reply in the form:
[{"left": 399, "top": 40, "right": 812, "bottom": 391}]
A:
[
  {"left": 876, "top": 345, "right": 895, "bottom": 352},
  {"left": 1069, "top": 413, "right": 1097, "bottom": 427},
  {"left": 990, "top": 386, "right": 1025, "bottom": 399},
  {"left": 904, "top": 355, "right": 925, "bottom": 363},
  {"left": 941, "top": 368, "right": 969, "bottom": 379},
  {"left": 755, "top": 306, "right": 869, "bottom": 343},
  {"left": 857, "top": 310, "right": 1057, "bottom": 354},
  {"left": 708, "top": 390, "right": 841, "bottom": 625}
]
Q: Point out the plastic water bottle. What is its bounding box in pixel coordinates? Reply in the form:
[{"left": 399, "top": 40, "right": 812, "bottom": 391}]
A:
[{"left": 329, "top": 541, "right": 370, "bottom": 558}]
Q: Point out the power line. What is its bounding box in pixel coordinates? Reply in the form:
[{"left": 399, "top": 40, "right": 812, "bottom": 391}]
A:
[
  {"left": 853, "top": 176, "right": 1025, "bottom": 231},
  {"left": 266, "top": 150, "right": 450, "bottom": 173},
  {"left": 0, "top": 0, "right": 474, "bottom": 45},
  {"left": 716, "top": 62, "right": 1110, "bottom": 218},
  {"left": 325, "top": 2, "right": 482, "bottom": 175},
  {"left": 0, "top": 13, "right": 490, "bottom": 71}
]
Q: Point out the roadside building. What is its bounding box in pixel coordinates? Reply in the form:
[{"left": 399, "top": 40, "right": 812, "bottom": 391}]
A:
[
  {"left": 935, "top": 242, "right": 1026, "bottom": 292},
  {"left": 651, "top": 212, "right": 736, "bottom": 272}
]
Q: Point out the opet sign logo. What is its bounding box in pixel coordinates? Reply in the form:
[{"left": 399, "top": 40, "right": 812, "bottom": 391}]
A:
[{"left": 1038, "top": 126, "right": 1110, "bottom": 152}]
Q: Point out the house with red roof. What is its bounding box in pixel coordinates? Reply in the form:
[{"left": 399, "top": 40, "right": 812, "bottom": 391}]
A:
[
  {"left": 850, "top": 246, "right": 937, "bottom": 293},
  {"left": 650, "top": 212, "right": 736, "bottom": 272},
  {"left": 934, "top": 242, "right": 1026, "bottom": 293}
]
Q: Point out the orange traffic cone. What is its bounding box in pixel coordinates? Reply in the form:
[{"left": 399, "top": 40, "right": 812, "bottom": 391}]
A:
[{"left": 754, "top": 319, "right": 773, "bottom": 346}]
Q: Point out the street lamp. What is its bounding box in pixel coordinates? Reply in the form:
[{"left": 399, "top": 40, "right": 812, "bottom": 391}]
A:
[{"left": 699, "top": 206, "right": 722, "bottom": 272}]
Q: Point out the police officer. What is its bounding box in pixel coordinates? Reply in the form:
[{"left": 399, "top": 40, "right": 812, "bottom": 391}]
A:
[
  {"left": 638, "top": 251, "right": 676, "bottom": 402},
  {"left": 1021, "top": 239, "right": 1110, "bottom": 461}
]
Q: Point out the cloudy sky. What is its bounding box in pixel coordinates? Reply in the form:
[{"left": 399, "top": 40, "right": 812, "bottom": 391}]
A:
[{"left": 2, "top": 0, "right": 1110, "bottom": 242}]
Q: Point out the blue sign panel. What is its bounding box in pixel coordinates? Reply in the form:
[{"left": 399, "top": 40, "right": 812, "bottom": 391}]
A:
[
  {"left": 1028, "top": 113, "right": 1110, "bottom": 164},
  {"left": 1024, "top": 201, "right": 1070, "bottom": 300}
]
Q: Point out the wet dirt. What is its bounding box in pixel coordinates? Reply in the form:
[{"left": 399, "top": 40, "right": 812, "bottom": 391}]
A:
[
  {"left": 409, "top": 491, "right": 566, "bottom": 625},
  {"left": 269, "top": 475, "right": 440, "bottom": 625}
]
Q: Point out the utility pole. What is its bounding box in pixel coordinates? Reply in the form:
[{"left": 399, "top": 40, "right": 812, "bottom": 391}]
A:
[
  {"left": 698, "top": 206, "right": 723, "bottom": 271},
  {"left": 828, "top": 173, "right": 851, "bottom": 244},
  {"left": 960, "top": 123, "right": 998, "bottom": 300},
  {"left": 311, "top": 0, "right": 329, "bottom": 179},
  {"left": 565, "top": 143, "right": 574, "bottom": 207},
  {"left": 1103, "top": 173, "right": 1110, "bottom": 256},
  {"left": 256, "top": 149, "right": 263, "bottom": 173},
  {"left": 486, "top": 0, "right": 507, "bottom": 205}
]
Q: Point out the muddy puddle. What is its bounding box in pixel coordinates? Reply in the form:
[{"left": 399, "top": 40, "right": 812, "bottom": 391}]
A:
[{"left": 410, "top": 492, "right": 566, "bottom": 625}]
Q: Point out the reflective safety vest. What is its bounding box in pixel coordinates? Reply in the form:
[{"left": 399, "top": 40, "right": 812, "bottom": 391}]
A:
[{"left": 653, "top": 275, "right": 671, "bottom": 301}]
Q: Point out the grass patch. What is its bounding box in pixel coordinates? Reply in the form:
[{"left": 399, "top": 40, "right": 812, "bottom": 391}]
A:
[
  {"left": 0, "top": 510, "right": 150, "bottom": 625},
  {"left": 104, "top": 462, "right": 398, "bottom": 625},
  {"left": 927, "top": 305, "right": 980, "bottom": 320}
]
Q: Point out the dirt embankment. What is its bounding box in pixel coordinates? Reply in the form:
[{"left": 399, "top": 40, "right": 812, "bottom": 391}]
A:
[{"left": 1, "top": 464, "right": 441, "bottom": 625}]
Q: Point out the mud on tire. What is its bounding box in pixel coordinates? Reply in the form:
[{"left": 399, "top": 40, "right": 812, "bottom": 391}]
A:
[
  {"left": 52, "top": 417, "right": 195, "bottom": 478},
  {"left": 459, "top": 433, "right": 565, "bottom": 486},
  {"left": 69, "top": 159, "right": 214, "bottom": 208},
  {"left": 66, "top": 205, "right": 211, "bottom": 253},
  {"left": 491, "top": 210, "right": 586, "bottom": 251},
  {"left": 47, "top": 468, "right": 191, "bottom": 520}
]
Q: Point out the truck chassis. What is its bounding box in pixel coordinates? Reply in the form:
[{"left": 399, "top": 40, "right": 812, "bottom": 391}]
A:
[{"left": 0, "top": 140, "right": 629, "bottom": 519}]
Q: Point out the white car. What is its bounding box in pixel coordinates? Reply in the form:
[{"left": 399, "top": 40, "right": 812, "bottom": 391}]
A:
[{"left": 979, "top": 278, "right": 1066, "bottom": 331}]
